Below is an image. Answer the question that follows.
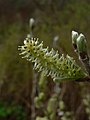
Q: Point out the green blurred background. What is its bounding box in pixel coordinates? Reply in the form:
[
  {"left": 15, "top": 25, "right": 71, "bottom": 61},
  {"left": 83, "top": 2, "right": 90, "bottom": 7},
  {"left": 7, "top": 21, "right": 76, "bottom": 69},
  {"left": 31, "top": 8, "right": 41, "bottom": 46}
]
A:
[{"left": 0, "top": 0, "right": 90, "bottom": 120}]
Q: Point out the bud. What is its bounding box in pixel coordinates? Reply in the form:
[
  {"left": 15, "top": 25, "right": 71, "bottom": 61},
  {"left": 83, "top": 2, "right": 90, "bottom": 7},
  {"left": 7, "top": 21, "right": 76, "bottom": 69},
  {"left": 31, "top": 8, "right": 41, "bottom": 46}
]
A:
[
  {"left": 77, "top": 33, "right": 87, "bottom": 52},
  {"left": 59, "top": 101, "right": 65, "bottom": 110},
  {"left": 38, "top": 92, "right": 45, "bottom": 100},
  {"left": 47, "top": 96, "right": 57, "bottom": 114},
  {"left": 34, "top": 97, "right": 41, "bottom": 108},
  {"left": 72, "top": 31, "right": 79, "bottom": 51},
  {"left": 53, "top": 36, "right": 59, "bottom": 42},
  {"left": 77, "top": 33, "right": 87, "bottom": 59},
  {"left": 29, "top": 18, "right": 35, "bottom": 30},
  {"left": 36, "top": 116, "right": 48, "bottom": 120}
]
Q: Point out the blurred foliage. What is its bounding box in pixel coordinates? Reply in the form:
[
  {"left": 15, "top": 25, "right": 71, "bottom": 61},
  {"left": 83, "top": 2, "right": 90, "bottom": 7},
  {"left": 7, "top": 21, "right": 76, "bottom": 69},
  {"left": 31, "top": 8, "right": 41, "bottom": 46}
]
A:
[
  {"left": 0, "top": 0, "right": 90, "bottom": 120},
  {"left": 0, "top": 100, "right": 26, "bottom": 120}
]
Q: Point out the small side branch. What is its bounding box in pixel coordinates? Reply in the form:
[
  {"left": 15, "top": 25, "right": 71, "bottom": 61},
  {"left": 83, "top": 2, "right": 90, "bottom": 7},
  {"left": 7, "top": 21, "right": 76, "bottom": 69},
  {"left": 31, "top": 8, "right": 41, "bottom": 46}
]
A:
[
  {"left": 72, "top": 31, "right": 90, "bottom": 76},
  {"left": 76, "top": 76, "right": 90, "bottom": 82},
  {"left": 80, "top": 56, "right": 90, "bottom": 75}
]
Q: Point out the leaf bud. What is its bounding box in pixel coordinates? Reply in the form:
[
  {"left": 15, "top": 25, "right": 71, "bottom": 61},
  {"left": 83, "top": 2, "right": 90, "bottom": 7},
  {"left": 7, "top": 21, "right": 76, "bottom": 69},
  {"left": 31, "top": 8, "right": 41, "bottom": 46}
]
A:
[
  {"left": 77, "top": 33, "right": 88, "bottom": 59},
  {"left": 29, "top": 18, "right": 35, "bottom": 30},
  {"left": 72, "top": 31, "right": 79, "bottom": 51}
]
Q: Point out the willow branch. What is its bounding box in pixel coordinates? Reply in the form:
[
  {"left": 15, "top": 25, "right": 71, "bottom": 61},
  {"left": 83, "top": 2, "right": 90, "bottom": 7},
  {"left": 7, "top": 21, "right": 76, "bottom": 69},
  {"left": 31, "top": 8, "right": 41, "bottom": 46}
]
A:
[{"left": 76, "top": 76, "right": 90, "bottom": 82}]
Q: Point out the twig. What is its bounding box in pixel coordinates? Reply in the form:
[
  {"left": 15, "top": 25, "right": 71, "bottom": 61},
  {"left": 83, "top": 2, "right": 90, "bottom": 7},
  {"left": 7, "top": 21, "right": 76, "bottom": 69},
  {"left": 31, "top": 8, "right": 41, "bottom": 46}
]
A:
[
  {"left": 80, "top": 54, "right": 90, "bottom": 75},
  {"left": 72, "top": 31, "right": 90, "bottom": 76},
  {"left": 29, "top": 18, "right": 37, "bottom": 120},
  {"left": 76, "top": 76, "right": 90, "bottom": 82},
  {"left": 31, "top": 71, "right": 37, "bottom": 120}
]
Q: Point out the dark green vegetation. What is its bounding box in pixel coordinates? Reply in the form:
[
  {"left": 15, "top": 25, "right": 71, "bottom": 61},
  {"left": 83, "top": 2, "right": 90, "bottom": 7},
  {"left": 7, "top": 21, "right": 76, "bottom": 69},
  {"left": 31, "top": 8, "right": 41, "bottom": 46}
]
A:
[
  {"left": 0, "top": 0, "right": 90, "bottom": 120},
  {"left": 0, "top": 100, "right": 26, "bottom": 120}
]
